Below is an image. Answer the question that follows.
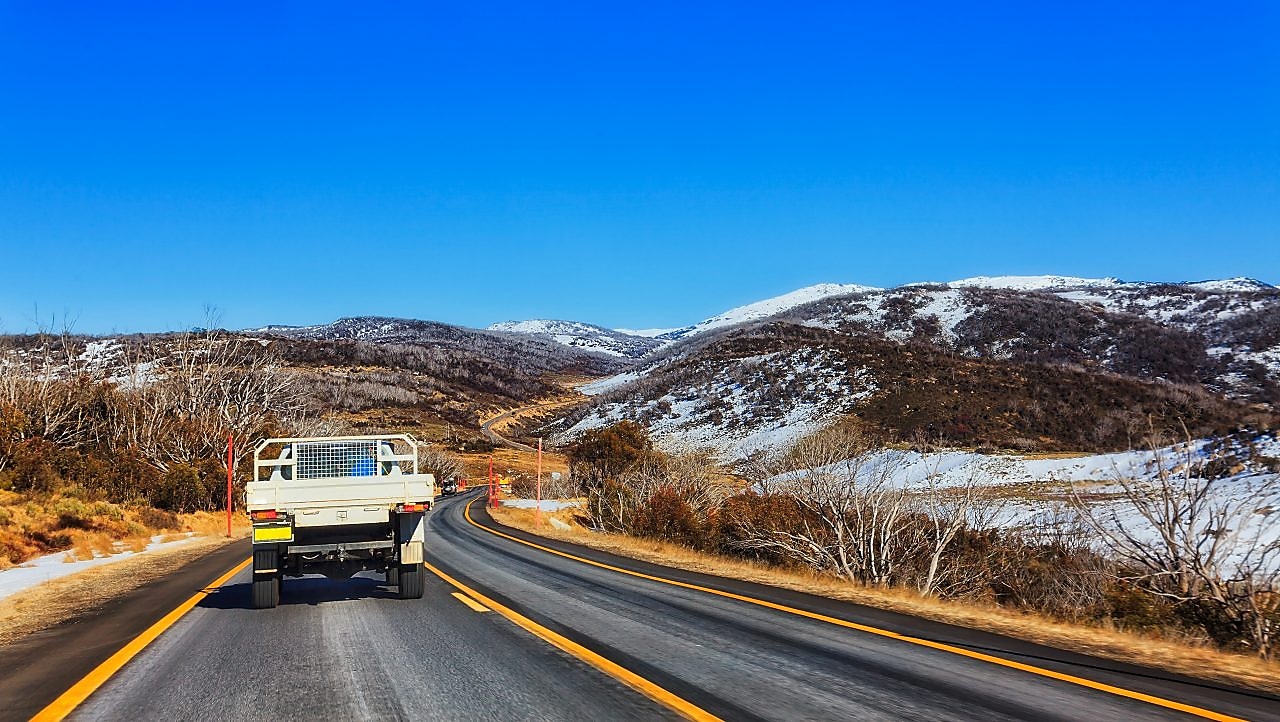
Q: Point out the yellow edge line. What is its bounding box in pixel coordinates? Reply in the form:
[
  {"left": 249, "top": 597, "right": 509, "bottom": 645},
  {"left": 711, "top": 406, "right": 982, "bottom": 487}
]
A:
[
  {"left": 450, "top": 591, "right": 490, "bottom": 613},
  {"left": 423, "top": 560, "right": 721, "bottom": 722},
  {"left": 464, "top": 499, "right": 1244, "bottom": 722},
  {"left": 31, "top": 556, "right": 253, "bottom": 722}
]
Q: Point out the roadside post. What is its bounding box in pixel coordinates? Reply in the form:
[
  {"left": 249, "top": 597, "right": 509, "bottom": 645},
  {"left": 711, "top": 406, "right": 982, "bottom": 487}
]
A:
[
  {"left": 225, "top": 433, "right": 233, "bottom": 538},
  {"left": 535, "top": 438, "right": 543, "bottom": 527},
  {"left": 489, "top": 454, "right": 497, "bottom": 509}
]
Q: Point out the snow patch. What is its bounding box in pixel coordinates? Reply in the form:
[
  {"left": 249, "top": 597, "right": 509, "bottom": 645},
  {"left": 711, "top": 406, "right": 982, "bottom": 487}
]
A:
[
  {"left": 614, "top": 327, "right": 681, "bottom": 338},
  {"left": 501, "top": 499, "right": 581, "bottom": 510},
  {"left": 1184, "top": 278, "right": 1274, "bottom": 293},
  {"left": 579, "top": 371, "right": 644, "bottom": 396},
  {"left": 0, "top": 534, "right": 200, "bottom": 602}
]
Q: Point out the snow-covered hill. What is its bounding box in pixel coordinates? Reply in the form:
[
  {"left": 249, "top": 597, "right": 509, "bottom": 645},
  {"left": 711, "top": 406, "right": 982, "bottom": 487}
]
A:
[
  {"left": 487, "top": 319, "right": 665, "bottom": 358},
  {"left": 490, "top": 276, "right": 1278, "bottom": 362},
  {"left": 550, "top": 319, "right": 1273, "bottom": 462},
  {"left": 553, "top": 275, "right": 1279, "bottom": 461},
  {"left": 660, "top": 283, "right": 882, "bottom": 342},
  {"left": 773, "top": 277, "right": 1280, "bottom": 399},
  {"left": 494, "top": 283, "right": 882, "bottom": 359}
]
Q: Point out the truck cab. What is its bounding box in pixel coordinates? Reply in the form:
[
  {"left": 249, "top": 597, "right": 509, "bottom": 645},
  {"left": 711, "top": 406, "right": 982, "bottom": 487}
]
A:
[{"left": 244, "top": 434, "right": 435, "bottom": 608}]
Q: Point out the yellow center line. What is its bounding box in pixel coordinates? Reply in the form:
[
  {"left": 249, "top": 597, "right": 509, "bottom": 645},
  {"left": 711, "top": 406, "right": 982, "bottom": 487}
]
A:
[
  {"left": 31, "top": 556, "right": 253, "bottom": 722},
  {"left": 450, "top": 591, "right": 490, "bottom": 613},
  {"left": 423, "top": 560, "right": 722, "bottom": 722},
  {"left": 463, "top": 499, "right": 1244, "bottom": 722}
]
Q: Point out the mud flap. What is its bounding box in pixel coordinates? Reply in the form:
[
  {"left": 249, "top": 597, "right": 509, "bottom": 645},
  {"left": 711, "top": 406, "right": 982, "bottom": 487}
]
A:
[
  {"left": 397, "top": 511, "right": 425, "bottom": 564},
  {"left": 401, "top": 540, "right": 424, "bottom": 564}
]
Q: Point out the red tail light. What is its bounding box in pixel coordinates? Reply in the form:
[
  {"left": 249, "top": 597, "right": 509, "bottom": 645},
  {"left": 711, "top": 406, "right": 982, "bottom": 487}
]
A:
[
  {"left": 399, "top": 502, "right": 429, "bottom": 512},
  {"left": 251, "top": 510, "right": 279, "bottom": 521}
]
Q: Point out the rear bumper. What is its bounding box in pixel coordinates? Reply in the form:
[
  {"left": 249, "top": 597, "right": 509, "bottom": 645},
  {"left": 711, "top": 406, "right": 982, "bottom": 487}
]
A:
[{"left": 285, "top": 540, "right": 394, "bottom": 554}]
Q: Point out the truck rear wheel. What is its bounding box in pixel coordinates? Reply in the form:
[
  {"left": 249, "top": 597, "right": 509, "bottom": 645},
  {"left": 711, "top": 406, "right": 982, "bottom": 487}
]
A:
[
  {"left": 386, "top": 565, "right": 399, "bottom": 587},
  {"left": 253, "top": 575, "right": 279, "bottom": 609},
  {"left": 252, "top": 548, "right": 280, "bottom": 609},
  {"left": 398, "top": 562, "right": 423, "bottom": 599}
]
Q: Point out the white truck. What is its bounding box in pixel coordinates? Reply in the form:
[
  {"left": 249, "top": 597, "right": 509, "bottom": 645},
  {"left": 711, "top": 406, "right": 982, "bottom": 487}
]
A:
[{"left": 244, "top": 434, "right": 435, "bottom": 609}]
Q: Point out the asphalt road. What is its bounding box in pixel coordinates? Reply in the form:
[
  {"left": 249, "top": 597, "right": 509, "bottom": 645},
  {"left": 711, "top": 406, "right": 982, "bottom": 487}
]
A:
[{"left": 25, "top": 490, "right": 1280, "bottom": 721}]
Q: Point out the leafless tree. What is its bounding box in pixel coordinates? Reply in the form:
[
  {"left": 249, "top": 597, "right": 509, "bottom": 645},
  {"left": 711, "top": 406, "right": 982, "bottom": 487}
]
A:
[
  {"left": 0, "top": 327, "right": 100, "bottom": 455},
  {"left": 418, "top": 446, "right": 463, "bottom": 482},
  {"left": 741, "top": 427, "right": 911, "bottom": 585},
  {"left": 1072, "top": 431, "right": 1280, "bottom": 657},
  {"left": 104, "top": 327, "right": 310, "bottom": 473},
  {"left": 913, "top": 457, "right": 1005, "bottom": 597},
  {"left": 660, "top": 449, "right": 735, "bottom": 517}
]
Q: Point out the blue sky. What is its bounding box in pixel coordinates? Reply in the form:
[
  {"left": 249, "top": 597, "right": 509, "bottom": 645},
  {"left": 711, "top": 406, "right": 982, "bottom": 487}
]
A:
[{"left": 1, "top": 2, "right": 1276, "bottom": 334}]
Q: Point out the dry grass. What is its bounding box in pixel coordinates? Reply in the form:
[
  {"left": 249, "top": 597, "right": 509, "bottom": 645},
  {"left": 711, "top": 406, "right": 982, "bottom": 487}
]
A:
[
  {"left": 491, "top": 505, "right": 1280, "bottom": 696},
  {"left": 459, "top": 448, "right": 570, "bottom": 484},
  {"left": 1015, "top": 451, "right": 1094, "bottom": 460},
  {"left": 0, "top": 533, "right": 243, "bottom": 646},
  {"left": 0, "top": 490, "right": 250, "bottom": 570}
]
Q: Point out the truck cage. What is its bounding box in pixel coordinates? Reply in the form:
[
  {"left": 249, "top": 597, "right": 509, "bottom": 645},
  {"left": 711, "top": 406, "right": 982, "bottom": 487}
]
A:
[{"left": 253, "top": 434, "right": 422, "bottom": 482}]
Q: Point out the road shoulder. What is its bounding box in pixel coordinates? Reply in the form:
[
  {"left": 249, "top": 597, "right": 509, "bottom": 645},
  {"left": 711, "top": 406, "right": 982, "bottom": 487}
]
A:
[{"left": 0, "top": 538, "right": 248, "bottom": 721}]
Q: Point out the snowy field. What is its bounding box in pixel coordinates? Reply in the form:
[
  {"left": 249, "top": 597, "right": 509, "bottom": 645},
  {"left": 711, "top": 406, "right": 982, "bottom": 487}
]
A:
[{"left": 765, "top": 435, "right": 1280, "bottom": 573}]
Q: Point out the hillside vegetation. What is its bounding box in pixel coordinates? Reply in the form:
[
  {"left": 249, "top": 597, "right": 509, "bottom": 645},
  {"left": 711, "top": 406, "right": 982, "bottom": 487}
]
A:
[{"left": 555, "top": 322, "right": 1275, "bottom": 459}]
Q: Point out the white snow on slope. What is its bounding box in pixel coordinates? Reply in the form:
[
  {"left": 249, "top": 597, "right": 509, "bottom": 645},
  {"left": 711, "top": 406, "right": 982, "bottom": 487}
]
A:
[
  {"left": 578, "top": 371, "right": 643, "bottom": 396},
  {"left": 781, "top": 443, "right": 1215, "bottom": 491},
  {"left": 948, "top": 275, "right": 1127, "bottom": 291},
  {"left": 487, "top": 319, "right": 664, "bottom": 358},
  {"left": 614, "top": 327, "right": 681, "bottom": 338},
  {"left": 670, "top": 283, "right": 881, "bottom": 340},
  {"left": 564, "top": 348, "right": 878, "bottom": 459},
  {"left": 78, "top": 339, "right": 123, "bottom": 370},
  {"left": 1184, "top": 277, "right": 1275, "bottom": 293},
  {"left": 489, "top": 320, "right": 580, "bottom": 335}
]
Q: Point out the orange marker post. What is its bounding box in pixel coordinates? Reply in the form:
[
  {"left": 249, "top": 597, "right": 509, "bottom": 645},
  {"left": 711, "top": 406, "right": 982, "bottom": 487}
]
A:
[
  {"left": 535, "top": 438, "right": 543, "bottom": 527},
  {"left": 489, "top": 455, "right": 497, "bottom": 509},
  {"left": 225, "top": 433, "right": 233, "bottom": 538}
]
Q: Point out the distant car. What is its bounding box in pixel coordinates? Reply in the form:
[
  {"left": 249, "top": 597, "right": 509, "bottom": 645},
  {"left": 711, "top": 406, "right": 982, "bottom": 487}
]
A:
[{"left": 440, "top": 478, "right": 459, "bottom": 496}]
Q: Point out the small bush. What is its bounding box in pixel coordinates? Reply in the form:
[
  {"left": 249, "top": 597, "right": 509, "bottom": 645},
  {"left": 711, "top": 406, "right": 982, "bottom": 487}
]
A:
[
  {"left": 630, "top": 487, "right": 701, "bottom": 547},
  {"left": 52, "top": 497, "right": 94, "bottom": 530},
  {"left": 155, "top": 465, "right": 207, "bottom": 514},
  {"left": 1103, "top": 584, "right": 1178, "bottom": 632},
  {"left": 8, "top": 438, "right": 59, "bottom": 493},
  {"left": 137, "top": 507, "right": 182, "bottom": 530},
  {"left": 30, "top": 529, "right": 73, "bottom": 551}
]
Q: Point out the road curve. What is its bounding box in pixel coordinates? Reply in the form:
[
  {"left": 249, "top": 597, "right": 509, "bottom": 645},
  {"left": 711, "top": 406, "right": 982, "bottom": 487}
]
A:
[
  {"left": 480, "top": 406, "right": 536, "bottom": 452},
  {"left": 479, "top": 397, "right": 580, "bottom": 453},
  {"left": 24, "top": 491, "right": 1280, "bottom": 721},
  {"left": 429, "top": 495, "right": 1280, "bottom": 722}
]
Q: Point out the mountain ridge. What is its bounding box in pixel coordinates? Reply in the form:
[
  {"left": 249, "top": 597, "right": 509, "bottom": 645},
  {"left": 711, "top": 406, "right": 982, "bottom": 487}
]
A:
[{"left": 487, "top": 275, "right": 1277, "bottom": 361}]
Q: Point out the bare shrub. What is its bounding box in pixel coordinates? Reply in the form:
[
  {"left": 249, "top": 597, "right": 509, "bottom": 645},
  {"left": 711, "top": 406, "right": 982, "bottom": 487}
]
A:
[
  {"left": 106, "top": 328, "right": 311, "bottom": 475},
  {"left": 417, "top": 446, "right": 463, "bottom": 482},
  {"left": 740, "top": 427, "right": 912, "bottom": 585}
]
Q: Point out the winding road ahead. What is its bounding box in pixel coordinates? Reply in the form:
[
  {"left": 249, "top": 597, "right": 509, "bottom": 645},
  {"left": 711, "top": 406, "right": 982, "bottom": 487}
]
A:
[
  {"left": 479, "top": 396, "right": 581, "bottom": 452},
  {"left": 12, "top": 491, "right": 1279, "bottom": 721}
]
